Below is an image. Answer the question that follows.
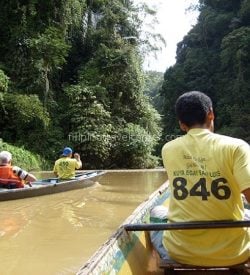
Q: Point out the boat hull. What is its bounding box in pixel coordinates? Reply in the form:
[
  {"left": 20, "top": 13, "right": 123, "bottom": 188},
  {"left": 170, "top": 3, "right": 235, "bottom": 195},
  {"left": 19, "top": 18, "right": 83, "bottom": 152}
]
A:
[
  {"left": 77, "top": 182, "right": 169, "bottom": 275},
  {"left": 0, "top": 171, "right": 105, "bottom": 201}
]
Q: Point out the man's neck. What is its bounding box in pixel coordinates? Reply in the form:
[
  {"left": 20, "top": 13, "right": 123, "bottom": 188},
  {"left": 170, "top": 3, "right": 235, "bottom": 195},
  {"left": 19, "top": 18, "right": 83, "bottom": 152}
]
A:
[{"left": 184, "top": 123, "right": 214, "bottom": 133}]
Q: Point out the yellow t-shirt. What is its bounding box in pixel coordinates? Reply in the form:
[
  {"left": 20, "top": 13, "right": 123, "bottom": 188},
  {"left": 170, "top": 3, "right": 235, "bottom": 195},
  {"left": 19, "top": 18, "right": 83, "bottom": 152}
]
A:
[
  {"left": 162, "top": 128, "right": 250, "bottom": 266},
  {"left": 53, "top": 157, "right": 82, "bottom": 179}
]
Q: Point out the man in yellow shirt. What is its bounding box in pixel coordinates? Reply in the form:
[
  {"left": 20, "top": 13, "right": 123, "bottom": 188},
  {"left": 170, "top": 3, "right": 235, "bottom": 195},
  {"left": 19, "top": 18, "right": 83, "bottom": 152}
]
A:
[
  {"left": 53, "top": 147, "right": 82, "bottom": 179},
  {"left": 158, "top": 91, "right": 250, "bottom": 266}
]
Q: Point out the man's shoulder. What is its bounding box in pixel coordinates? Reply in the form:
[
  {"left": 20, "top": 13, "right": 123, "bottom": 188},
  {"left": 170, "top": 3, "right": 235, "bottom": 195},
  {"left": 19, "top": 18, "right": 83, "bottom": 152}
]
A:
[
  {"left": 55, "top": 157, "right": 69, "bottom": 164},
  {"left": 162, "top": 136, "right": 184, "bottom": 151},
  {"left": 54, "top": 158, "right": 62, "bottom": 164},
  {"left": 212, "top": 132, "right": 248, "bottom": 148}
]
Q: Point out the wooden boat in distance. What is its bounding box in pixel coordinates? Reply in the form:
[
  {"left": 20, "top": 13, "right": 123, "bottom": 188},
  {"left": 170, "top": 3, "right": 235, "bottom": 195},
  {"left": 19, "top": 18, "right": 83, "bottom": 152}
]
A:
[
  {"left": 0, "top": 171, "right": 105, "bottom": 201},
  {"left": 76, "top": 181, "right": 250, "bottom": 275}
]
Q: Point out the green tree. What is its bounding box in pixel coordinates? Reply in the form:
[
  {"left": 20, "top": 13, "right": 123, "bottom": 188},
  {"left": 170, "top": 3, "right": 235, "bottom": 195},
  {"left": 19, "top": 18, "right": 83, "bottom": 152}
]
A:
[
  {"left": 161, "top": 0, "right": 250, "bottom": 143},
  {"left": 217, "top": 27, "right": 250, "bottom": 141},
  {"left": 61, "top": 0, "right": 162, "bottom": 168},
  {"left": 0, "top": 93, "right": 50, "bottom": 153},
  {"left": 65, "top": 83, "right": 113, "bottom": 168},
  {"left": 28, "top": 27, "right": 70, "bottom": 106},
  {"left": 0, "top": 69, "right": 9, "bottom": 93},
  {"left": 144, "top": 71, "right": 164, "bottom": 112},
  {"left": 111, "top": 123, "right": 159, "bottom": 168}
]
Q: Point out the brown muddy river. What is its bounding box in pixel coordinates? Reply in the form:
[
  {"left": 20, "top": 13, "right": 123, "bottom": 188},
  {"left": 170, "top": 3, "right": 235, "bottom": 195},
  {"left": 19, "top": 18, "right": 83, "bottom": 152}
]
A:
[{"left": 0, "top": 170, "right": 167, "bottom": 275}]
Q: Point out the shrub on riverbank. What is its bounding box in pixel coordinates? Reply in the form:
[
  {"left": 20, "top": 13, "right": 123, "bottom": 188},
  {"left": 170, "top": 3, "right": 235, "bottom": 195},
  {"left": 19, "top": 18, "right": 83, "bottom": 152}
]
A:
[{"left": 0, "top": 140, "right": 47, "bottom": 171}]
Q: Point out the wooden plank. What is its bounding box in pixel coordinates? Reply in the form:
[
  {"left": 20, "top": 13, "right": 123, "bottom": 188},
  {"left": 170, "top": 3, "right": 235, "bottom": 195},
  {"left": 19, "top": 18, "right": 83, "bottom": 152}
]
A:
[{"left": 159, "top": 259, "right": 250, "bottom": 269}]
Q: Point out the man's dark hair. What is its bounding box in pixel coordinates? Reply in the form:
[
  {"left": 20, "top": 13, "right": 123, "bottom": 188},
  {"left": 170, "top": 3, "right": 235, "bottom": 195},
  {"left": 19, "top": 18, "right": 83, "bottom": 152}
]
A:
[{"left": 175, "top": 91, "right": 213, "bottom": 127}]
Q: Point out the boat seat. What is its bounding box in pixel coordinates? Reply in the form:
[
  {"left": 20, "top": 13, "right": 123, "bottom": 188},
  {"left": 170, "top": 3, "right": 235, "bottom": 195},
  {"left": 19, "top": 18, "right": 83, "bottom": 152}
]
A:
[{"left": 159, "top": 259, "right": 250, "bottom": 274}]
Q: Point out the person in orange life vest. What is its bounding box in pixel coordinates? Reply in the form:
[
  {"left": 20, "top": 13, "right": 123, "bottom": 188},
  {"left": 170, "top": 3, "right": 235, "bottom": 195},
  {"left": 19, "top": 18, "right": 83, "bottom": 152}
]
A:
[{"left": 0, "top": 151, "right": 37, "bottom": 188}]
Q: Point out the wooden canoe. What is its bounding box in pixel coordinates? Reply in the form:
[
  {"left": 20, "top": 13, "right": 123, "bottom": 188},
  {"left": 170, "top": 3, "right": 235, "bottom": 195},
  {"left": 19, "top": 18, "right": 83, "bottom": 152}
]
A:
[
  {"left": 76, "top": 181, "right": 250, "bottom": 275},
  {"left": 77, "top": 181, "right": 170, "bottom": 275},
  {"left": 0, "top": 171, "right": 105, "bottom": 201}
]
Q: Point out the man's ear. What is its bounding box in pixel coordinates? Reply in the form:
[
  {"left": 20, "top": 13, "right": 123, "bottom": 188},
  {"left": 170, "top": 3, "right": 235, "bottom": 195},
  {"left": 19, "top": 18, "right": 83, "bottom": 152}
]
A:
[
  {"left": 179, "top": 121, "right": 188, "bottom": 132},
  {"left": 206, "top": 108, "right": 215, "bottom": 131},
  {"left": 207, "top": 108, "right": 215, "bottom": 121}
]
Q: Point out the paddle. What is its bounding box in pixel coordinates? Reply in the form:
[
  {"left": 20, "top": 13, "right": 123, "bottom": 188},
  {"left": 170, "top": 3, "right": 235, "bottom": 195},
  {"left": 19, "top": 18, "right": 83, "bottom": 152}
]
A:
[{"left": 124, "top": 220, "right": 250, "bottom": 231}]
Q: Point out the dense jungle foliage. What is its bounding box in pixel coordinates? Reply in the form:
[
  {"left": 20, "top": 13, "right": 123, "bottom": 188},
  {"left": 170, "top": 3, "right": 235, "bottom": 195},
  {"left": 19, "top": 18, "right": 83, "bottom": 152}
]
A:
[
  {"left": 0, "top": 0, "right": 162, "bottom": 169},
  {"left": 0, "top": 0, "right": 249, "bottom": 170},
  {"left": 161, "top": 0, "right": 250, "bottom": 144}
]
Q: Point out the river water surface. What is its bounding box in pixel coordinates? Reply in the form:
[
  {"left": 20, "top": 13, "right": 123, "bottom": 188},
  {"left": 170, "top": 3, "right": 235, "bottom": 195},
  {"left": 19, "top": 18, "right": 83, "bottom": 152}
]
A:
[{"left": 0, "top": 170, "right": 167, "bottom": 275}]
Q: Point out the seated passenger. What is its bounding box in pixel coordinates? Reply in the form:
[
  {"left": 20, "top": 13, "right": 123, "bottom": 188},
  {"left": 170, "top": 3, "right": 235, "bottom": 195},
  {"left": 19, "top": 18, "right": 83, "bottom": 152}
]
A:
[
  {"left": 0, "top": 151, "right": 37, "bottom": 188},
  {"left": 53, "top": 147, "right": 82, "bottom": 180},
  {"left": 156, "top": 91, "right": 250, "bottom": 266},
  {"left": 150, "top": 203, "right": 250, "bottom": 261}
]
